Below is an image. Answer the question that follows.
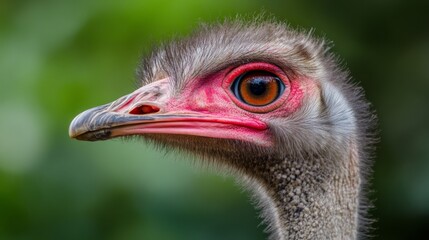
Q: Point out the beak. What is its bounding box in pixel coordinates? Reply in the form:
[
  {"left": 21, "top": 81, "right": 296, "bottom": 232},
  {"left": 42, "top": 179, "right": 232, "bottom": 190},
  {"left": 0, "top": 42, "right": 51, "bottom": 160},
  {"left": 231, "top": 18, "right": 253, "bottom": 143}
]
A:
[
  {"left": 69, "top": 78, "right": 269, "bottom": 143},
  {"left": 69, "top": 78, "right": 172, "bottom": 141}
]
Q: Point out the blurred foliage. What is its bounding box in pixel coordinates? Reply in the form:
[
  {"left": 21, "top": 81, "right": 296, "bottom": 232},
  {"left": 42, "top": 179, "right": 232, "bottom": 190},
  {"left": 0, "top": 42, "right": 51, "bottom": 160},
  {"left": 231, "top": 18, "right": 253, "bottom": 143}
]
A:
[{"left": 0, "top": 0, "right": 428, "bottom": 239}]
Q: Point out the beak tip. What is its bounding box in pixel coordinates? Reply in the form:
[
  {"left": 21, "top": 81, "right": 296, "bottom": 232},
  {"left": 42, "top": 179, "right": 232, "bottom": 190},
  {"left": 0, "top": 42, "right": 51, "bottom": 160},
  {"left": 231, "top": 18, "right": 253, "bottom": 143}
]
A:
[
  {"left": 69, "top": 113, "right": 84, "bottom": 139},
  {"left": 69, "top": 108, "right": 97, "bottom": 141},
  {"left": 69, "top": 111, "right": 114, "bottom": 141},
  {"left": 68, "top": 128, "right": 79, "bottom": 140}
]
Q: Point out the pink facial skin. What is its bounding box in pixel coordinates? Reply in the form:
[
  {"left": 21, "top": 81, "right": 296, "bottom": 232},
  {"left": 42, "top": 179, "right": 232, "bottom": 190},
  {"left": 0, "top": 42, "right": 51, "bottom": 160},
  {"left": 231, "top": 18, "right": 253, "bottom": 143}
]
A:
[
  {"left": 161, "top": 62, "right": 307, "bottom": 145},
  {"left": 105, "top": 62, "right": 311, "bottom": 146}
]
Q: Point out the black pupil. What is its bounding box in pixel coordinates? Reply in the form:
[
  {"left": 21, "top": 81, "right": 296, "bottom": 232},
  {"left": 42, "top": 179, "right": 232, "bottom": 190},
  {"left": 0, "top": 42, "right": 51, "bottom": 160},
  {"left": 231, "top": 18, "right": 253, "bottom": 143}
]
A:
[{"left": 247, "top": 78, "right": 267, "bottom": 96}]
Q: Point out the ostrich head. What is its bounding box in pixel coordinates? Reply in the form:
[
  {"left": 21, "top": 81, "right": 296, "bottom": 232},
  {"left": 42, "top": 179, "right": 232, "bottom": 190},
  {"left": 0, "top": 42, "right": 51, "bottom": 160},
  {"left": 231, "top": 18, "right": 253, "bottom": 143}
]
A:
[{"left": 69, "top": 20, "right": 375, "bottom": 240}]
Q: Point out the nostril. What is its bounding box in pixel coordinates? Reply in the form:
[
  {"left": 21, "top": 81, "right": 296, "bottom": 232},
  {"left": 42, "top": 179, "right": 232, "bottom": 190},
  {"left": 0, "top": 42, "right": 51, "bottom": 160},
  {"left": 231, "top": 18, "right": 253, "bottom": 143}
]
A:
[{"left": 129, "top": 105, "right": 160, "bottom": 115}]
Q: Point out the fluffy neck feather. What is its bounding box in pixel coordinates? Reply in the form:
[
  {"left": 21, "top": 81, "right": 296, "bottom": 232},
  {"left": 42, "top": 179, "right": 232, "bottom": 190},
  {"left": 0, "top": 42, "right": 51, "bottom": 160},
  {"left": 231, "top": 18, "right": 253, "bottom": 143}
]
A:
[{"left": 242, "top": 147, "right": 360, "bottom": 240}]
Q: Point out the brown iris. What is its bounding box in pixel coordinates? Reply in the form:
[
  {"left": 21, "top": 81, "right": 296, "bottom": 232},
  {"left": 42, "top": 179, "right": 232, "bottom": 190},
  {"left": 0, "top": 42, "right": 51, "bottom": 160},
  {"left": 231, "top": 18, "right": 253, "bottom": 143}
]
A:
[{"left": 231, "top": 71, "right": 285, "bottom": 106}]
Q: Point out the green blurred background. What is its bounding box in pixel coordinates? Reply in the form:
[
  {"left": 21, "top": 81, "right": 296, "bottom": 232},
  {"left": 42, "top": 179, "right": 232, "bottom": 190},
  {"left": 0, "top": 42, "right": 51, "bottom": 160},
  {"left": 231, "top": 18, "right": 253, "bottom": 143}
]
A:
[{"left": 1, "top": 0, "right": 428, "bottom": 239}]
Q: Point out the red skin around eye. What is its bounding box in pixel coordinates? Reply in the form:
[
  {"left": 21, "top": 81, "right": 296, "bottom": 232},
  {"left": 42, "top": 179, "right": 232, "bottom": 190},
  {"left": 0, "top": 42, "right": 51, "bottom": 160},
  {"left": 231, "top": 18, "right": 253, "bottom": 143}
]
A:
[
  {"left": 161, "top": 62, "right": 307, "bottom": 145},
  {"left": 168, "top": 62, "right": 305, "bottom": 117}
]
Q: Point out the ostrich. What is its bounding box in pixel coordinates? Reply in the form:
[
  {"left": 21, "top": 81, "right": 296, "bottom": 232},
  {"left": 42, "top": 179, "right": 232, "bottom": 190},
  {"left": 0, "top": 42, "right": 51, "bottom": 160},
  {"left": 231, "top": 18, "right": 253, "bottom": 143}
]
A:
[{"left": 69, "top": 20, "right": 375, "bottom": 240}]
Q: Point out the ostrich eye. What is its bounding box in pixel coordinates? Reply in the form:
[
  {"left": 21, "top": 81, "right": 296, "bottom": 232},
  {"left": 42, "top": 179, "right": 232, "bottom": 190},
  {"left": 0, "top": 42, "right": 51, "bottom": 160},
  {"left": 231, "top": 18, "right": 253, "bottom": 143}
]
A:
[{"left": 231, "top": 71, "right": 285, "bottom": 106}]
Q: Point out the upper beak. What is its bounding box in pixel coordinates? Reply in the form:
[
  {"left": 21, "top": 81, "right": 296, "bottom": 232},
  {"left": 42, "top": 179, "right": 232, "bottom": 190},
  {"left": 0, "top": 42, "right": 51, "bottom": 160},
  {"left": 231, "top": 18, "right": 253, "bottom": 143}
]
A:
[
  {"left": 69, "top": 78, "right": 269, "bottom": 144},
  {"left": 69, "top": 78, "right": 174, "bottom": 141}
]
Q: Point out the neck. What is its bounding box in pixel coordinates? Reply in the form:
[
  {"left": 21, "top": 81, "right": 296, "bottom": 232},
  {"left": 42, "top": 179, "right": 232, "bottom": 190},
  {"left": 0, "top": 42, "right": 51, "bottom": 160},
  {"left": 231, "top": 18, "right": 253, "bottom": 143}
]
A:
[
  {"left": 149, "top": 135, "right": 363, "bottom": 239},
  {"left": 242, "top": 149, "right": 361, "bottom": 240}
]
